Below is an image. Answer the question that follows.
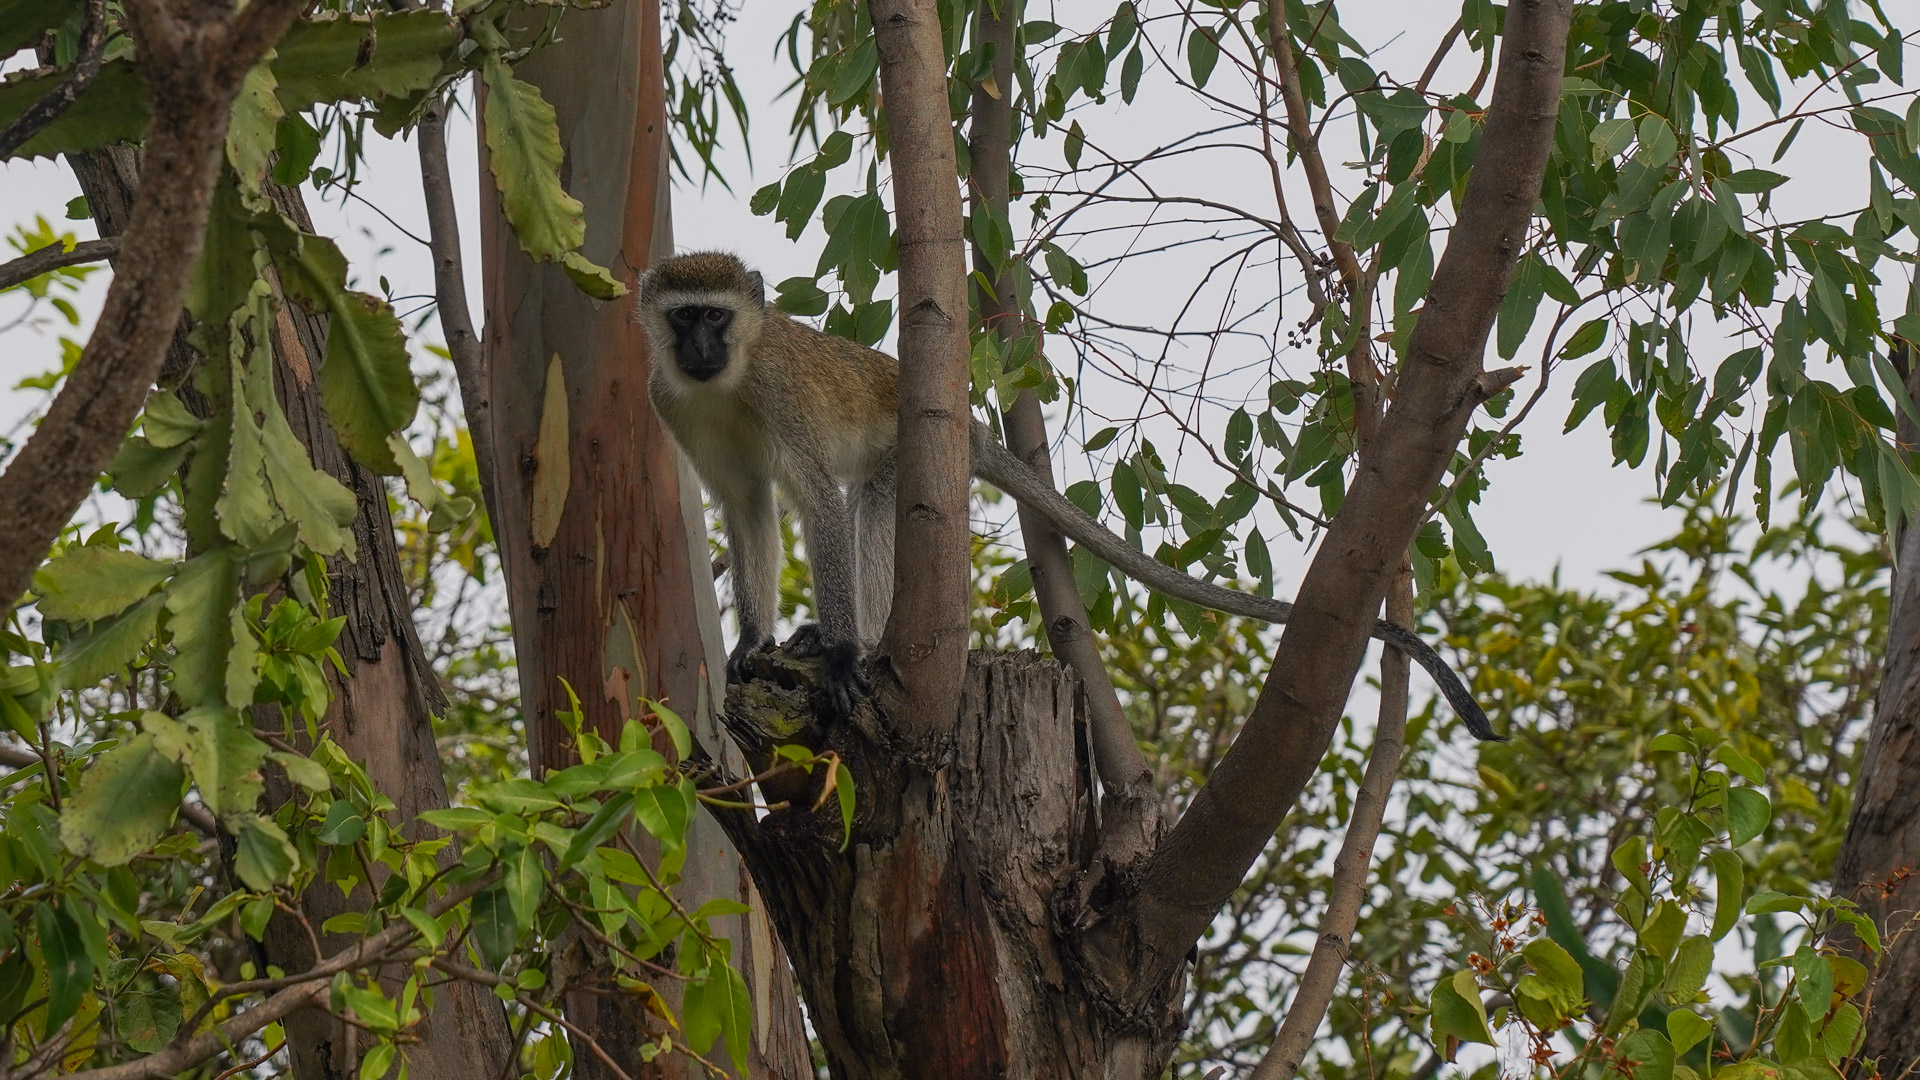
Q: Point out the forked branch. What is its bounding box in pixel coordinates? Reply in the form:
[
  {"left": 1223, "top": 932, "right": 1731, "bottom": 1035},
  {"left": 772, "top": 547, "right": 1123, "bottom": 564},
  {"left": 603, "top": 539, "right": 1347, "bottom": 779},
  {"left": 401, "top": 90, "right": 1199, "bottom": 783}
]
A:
[{"left": 1110, "top": 0, "right": 1573, "bottom": 999}]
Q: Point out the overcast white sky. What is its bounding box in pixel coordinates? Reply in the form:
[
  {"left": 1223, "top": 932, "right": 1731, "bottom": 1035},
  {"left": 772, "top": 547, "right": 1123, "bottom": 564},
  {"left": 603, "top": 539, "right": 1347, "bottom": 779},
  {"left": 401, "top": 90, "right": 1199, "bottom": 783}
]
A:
[{"left": 0, "top": 0, "right": 1900, "bottom": 605}]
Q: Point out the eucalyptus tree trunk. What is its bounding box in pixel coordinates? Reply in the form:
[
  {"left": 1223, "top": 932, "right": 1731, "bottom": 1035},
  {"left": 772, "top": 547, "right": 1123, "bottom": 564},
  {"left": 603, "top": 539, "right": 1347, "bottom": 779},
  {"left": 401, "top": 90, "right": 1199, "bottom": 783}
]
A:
[
  {"left": 1835, "top": 341, "right": 1920, "bottom": 1078},
  {"left": 474, "top": 0, "right": 810, "bottom": 1075}
]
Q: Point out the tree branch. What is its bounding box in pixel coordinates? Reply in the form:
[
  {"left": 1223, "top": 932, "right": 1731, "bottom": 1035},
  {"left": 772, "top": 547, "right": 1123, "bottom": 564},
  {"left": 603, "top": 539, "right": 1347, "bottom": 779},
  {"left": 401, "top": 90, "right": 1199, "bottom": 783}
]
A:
[
  {"left": 0, "top": 0, "right": 107, "bottom": 160},
  {"left": 869, "top": 0, "right": 973, "bottom": 741},
  {"left": 416, "top": 95, "right": 504, "bottom": 534},
  {"left": 0, "top": 237, "right": 118, "bottom": 292},
  {"left": 967, "top": 0, "right": 1154, "bottom": 839},
  {"left": 63, "top": 872, "right": 495, "bottom": 1080},
  {"left": 1248, "top": 570, "right": 1414, "bottom": 1080},
  {"left": 1114, "top": 0, "right": 1572, "bottom": 997},
  {"left": 0, "top": 0, "right": 303, "bottom": 614}
]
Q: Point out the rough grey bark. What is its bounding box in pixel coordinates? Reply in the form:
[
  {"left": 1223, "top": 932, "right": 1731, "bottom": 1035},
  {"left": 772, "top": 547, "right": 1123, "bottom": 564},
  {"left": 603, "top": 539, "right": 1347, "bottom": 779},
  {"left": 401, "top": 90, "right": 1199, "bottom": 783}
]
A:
[
  {"left": 716, "top": 651, "right": 1182, "bottom": 1080},
  {"left": 1835, "top": 338, "right": 1920, "bottom": 1079}
]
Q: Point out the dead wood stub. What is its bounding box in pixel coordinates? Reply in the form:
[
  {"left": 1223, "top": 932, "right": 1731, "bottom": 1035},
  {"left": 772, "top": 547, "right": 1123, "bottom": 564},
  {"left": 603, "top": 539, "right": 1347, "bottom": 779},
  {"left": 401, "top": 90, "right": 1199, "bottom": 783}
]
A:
[{"left": 718, "top": 649, "right": 1187, "bottom": 1078}]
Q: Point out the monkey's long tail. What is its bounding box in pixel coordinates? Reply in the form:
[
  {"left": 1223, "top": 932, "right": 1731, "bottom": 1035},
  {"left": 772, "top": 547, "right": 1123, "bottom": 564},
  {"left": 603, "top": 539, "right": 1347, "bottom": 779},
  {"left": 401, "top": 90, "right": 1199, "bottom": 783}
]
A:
[{"left": 969, "top": 422, "right": 1500, "bottom": 741}]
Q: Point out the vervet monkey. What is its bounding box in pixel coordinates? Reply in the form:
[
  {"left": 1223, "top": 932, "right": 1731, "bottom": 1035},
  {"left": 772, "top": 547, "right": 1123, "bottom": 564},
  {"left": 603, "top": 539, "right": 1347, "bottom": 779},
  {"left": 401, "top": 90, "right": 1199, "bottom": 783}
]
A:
[{"left": 639, "top": 252, "right": 1497, "bottom": 739}]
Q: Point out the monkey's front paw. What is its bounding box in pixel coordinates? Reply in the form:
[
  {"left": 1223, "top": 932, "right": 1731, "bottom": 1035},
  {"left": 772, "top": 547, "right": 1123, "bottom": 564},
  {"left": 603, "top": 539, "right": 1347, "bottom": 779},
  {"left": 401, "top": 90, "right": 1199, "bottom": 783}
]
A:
[
  {"left": 815, "top": 641, "right": 870, "bottom": 720},
  {"left": 725, "top": 635, "right": 774, "bottom": 683},
  {"left": 784, "top": 624, "right": 827, "bottom": 658}
]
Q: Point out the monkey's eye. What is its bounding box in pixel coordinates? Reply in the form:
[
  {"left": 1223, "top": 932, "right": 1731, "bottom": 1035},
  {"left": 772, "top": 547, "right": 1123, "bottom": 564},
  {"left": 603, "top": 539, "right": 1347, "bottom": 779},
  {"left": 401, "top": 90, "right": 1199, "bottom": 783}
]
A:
[
  {"left": 669, "top": 307, "right": 696, "bottom": 326},
  {"left": 703, "top": 308, "right": 730, "bottom": 327}
]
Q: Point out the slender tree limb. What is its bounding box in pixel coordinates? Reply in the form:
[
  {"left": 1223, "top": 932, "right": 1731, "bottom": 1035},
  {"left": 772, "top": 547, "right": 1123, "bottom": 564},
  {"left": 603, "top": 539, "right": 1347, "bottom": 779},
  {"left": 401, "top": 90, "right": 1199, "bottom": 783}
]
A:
[
  {"left": 869, "top": 0, "right": 973, "bottom": 741},
  {"left": 967, "top": 0, "right": 1152, "bottom": 831},
  {"left": 0, "top": 0, "right": 303, "bottom": 614},
  {"left": 0, "top": 237, "right": 118, "bottom": 292},
  {"left": 1113, "top": 0, "right": 1571, "bottom": 998},
  {"left": 63, "top": 873, "right": 495, "bottom": 1080},
  {"left": 1263, "top": 0, "right": 1361, "bottom": 289},
  {"left": 416, "top": 95, "right": 503, "bottom": 533},
  {"left": 0, "top": 0, "right": 107, "bottom": 160},
  {"left": 1248, "top": 569, "right": 1415, "bottom": 1080}
]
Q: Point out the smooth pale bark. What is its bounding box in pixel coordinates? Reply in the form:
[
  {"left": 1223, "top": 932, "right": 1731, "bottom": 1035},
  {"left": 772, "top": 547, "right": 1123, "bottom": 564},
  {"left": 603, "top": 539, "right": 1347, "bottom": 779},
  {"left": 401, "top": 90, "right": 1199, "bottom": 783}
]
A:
[
  {"left": 476, "top": 0, "right": 810, "bottom": 1074},
  {"left": 1835, "top": 341, "right": 1920, "bottom": 1078},
  {"left": 869, "top": 0, "right": 974, "bottom": 742}
]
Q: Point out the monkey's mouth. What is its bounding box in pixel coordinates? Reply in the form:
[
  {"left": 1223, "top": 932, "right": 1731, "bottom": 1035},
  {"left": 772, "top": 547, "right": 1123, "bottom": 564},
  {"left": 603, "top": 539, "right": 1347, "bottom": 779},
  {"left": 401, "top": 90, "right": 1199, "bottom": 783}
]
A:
[{"left": 677, "top": 357, "right": 728, "bottom": 381}]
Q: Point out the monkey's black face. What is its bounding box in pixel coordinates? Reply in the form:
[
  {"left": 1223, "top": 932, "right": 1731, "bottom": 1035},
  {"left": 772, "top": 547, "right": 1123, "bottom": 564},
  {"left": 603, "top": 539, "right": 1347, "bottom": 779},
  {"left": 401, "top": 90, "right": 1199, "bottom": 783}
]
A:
[{"left": 667, "top": 305, "right": 735, "bottom": 381}]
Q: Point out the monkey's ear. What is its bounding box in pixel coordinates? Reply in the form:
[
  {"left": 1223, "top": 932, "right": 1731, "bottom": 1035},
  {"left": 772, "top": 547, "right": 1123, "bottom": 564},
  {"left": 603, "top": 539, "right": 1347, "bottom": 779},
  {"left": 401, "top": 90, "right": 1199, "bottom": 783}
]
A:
[{"left": 746, "top": 270, "right": 766, "bottom": 311}]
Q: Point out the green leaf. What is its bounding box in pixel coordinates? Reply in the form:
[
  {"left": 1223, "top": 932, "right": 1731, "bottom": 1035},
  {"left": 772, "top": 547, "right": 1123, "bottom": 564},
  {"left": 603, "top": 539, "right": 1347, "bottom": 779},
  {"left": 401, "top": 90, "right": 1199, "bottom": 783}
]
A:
[
  {"left": 232, "top": 815, "right": 298, "bottom": 890},
  {"left": 1516, "top": 938, "right": 1586, "bottom": 1028},
  {"left": 1792, "top": 946, "right": 1833, "bottom": 1022},
  {"left": 270, "top": 231, "right": 418, "bottom": 474},
  {"left": 505, "top": 843, "right": 543, "bottom": 932},
  {"left": 270, "top": 749, "right": 330, "bottom": 791},
  {"left": 1607, "top": 1030, "right": 1675, "bottom": 1080},
  {"left": 1187, "top": 25, "right": 1220, "bottom": 87},
  {"left": 272, "top": 11, "right": 460, "bottom": 112},
  {"left": 561, "top": 251, "right": 628, "bottom": 300},
  {"left": 164, "top": 549, "right": 247, "bottom": 710},
  {"left": 177, "top": 706, "right": 269, "bottom": 820},
  {"left": 481, "top": 53, "right": 585, "bottom": 262},
  {"left": 316, "top": 799, "right": 366, "bottom": 845},
  {"left": 1660, "top": 935, "right": 1713, "bottom": 1004},
  {"left": 1668, "top": 1010, "right": 1711, "bottom": 1056},
  {"left": 34, "top": 900, "right": 90, "bottom": 1033},
  {"left": 470, "top": 884, "right": 517, "bottom": 970},
  {"left": 227, "top": 62, "right": 283, "bottom": 193},
  {"left": 34, "top": 548, "right": 173, "bottom": 622},
  {"left": 417, "top": 807, "right": 492, "bottom": 832},
  {"left": 0, "top": 59, "right": 148, "bottom": 160},
  {"left": 1727, "top": 787, "right": 1771, "bottom": 846},
  {"left": 1708, "top": 849, "right": 1745, "bottom": 941},
  {"left": 56, "top": 594, "right": 164, "bottom": 690},
  {"left": 0, "top": 0, "right": 78, "bottom": 60},
  {"left": 1431, "top": 969, "right": 1494, "bottom": 1048},
  {"left": 58, "top": 733, "right": 185, "bottom": 866},
  {"left": 113, "top": 975, "right": 182, "bottom": 1053},
  {"left": 684, "top": 962, "right": 753, "bottom": 1073},
  {"left": 561, "top": 791, "right": 634, "bottom": 869},
  {"left": 253, "top": 330, "right": 360, "bottom": 557},
  {"left": 108, "top": 435, "right": 193, "bottom": 498}
]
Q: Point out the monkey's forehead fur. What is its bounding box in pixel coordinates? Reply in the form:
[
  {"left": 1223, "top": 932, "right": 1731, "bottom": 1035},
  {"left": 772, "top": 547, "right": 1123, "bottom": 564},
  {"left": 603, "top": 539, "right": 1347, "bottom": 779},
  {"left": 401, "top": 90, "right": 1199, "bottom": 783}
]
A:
[{"left": 641, "top": 251, "right": 754, "bottom": 302}]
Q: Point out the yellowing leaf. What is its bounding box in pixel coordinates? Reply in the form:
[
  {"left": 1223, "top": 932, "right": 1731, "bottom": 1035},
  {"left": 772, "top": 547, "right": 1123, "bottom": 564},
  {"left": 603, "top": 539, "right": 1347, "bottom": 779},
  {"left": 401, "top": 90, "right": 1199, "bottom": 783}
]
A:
[
  {"left": 482, "top": 54, "right": 585, "bottom": 262},
  {"left": 1430, "top": 969, "right": 1494, "bottom": 1050}
]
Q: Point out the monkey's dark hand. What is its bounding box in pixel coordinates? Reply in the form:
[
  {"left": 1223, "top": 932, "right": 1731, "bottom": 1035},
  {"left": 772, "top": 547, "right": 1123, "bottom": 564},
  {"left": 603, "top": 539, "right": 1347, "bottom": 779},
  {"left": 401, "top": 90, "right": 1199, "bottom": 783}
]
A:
[
  {"left": 784, "top": 623, "right": 827, "bottom": 657},
  {"left": 814, "top": 640, "right": 869, "bottom": 719},
  {"left": 725, "top": 634, "right": 774, "bottom": 683},
  {"left": 785, "top": 626, "right": 867, "bottom": 718}
]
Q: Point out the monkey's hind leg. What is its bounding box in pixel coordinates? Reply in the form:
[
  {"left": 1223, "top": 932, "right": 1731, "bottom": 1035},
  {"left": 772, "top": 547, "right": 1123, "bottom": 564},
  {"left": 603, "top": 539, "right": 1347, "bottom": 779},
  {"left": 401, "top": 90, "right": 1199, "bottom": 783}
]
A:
[
  {"left": 853, "top": 454, "right": 896, "bottom": 648},
  {"left": 786, "top": 477, "right": 867, "bottom": 718},
  {"left": 717, "top": 480, "right": 780, "bottom": 684}
]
